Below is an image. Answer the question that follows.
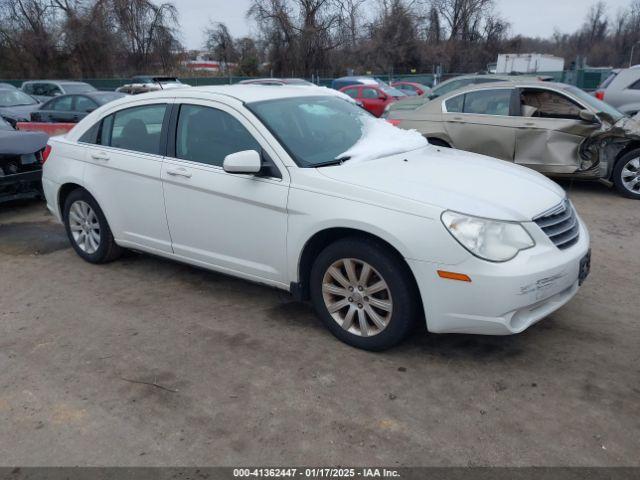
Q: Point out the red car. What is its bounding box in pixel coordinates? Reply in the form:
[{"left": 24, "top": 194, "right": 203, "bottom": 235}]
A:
[
  {"left": 339, "top": 84, "right": 406, "bottom": 117},
  {"left": 391, "top": 81, "right": 431, "bottom": 96}
]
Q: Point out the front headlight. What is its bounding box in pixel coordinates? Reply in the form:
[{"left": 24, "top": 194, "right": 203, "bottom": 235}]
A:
[{"left": 441, "top": 211, "right": 535, "bottom": 262}]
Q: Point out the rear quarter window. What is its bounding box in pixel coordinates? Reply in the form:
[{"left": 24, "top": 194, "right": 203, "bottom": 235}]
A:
[{"left": 110, "top": 104, "right": 167, "bottom": 155}]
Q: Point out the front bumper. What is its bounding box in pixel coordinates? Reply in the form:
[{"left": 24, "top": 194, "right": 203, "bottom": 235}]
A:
[{"left": 408, "top": 217, "right": 590, "bottom": 335}]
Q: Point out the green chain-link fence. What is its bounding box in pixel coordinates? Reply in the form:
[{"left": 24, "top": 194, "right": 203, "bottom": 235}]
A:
[{"left": 0, "top": 69, "right": 613, "bottom": 91}]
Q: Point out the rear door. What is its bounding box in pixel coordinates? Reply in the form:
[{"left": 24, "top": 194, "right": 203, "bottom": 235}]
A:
[
  {"left": 161, "top": 100, "right": 289, "bottom": 284},
  {"left": 513, "top": 87, "right": 600, "bottom": 174},
  {"left": 442, "top": 87, "right": 517, "bottom": 161},
  {"left": 82, "top": 100, "right": 173, "bottom": 253}
]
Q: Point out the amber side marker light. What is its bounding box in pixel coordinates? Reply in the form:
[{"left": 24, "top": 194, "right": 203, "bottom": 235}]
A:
[{"left": 437, "top": 270, "right": 472, "bottom": 282}]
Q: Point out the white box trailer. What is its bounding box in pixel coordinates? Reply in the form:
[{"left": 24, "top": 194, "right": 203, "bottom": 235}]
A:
[{"left": 496, "top": 54, "right": 565, "bottom": 74}]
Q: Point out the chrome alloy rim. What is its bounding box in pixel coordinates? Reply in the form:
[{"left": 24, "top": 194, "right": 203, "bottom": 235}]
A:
[
  {"left": 621, "top": 157, "right": 640, "bottom": 194},
  {"left": 68, "top": 200, "right": 101, "bottom": 254},
  {"left": 322, "top": 258, "right": 393, "bottom": 337}
]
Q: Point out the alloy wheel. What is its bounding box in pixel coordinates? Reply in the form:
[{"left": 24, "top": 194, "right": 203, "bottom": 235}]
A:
[
  {"left": 68, "top": 200, "right": 101, "bottom": 254},
  {"left": 321, "top": 258, "right": 393, "bottom": 337},
  {"left": 621, "top": 157, "right": 640, "bottom": 194}
]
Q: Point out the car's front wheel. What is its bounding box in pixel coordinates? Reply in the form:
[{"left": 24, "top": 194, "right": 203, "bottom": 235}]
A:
[
  {"left": 63, "top": 189, "right": 122, "bottom": 263},
  {"left": 612, "top": 150, "right": 640, "bottom": 199},
  {"left": 310, "top": 237, "right": 420, "bottom": 351}
]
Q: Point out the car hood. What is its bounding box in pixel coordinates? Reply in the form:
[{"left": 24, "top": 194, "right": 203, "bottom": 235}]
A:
[
  {"left": 317, "top": 146, "right": 566, "bottom": 221},
  {"left": 0, "top": 104, "right": 40, "bottom": 121}
]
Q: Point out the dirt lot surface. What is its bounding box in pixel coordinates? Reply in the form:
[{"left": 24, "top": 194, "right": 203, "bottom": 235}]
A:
[{"left": 0, "top": 181, "right": 638, "bottom": 467}]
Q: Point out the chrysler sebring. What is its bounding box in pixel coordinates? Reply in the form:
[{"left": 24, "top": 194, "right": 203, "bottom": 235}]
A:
[{"left": 42, "top": 86, "right": 590, "bottom": 350}]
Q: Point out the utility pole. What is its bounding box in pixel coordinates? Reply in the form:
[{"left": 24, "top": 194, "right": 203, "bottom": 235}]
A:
[{"left": 630, "top": 42, "right": 640, "bottom": 68}]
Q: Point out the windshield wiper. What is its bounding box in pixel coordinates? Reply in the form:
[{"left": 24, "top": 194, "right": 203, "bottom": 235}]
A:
[{"left": 313, "top": 156, "right": 351, "bottom": 168}]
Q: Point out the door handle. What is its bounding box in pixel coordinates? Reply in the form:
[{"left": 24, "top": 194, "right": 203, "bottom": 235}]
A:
[
  {"left": 91, "top": 152, "right": 109, "bottom": 161},
  {"left": 166, "top": 168, "right": 192, "bottom": 178}
]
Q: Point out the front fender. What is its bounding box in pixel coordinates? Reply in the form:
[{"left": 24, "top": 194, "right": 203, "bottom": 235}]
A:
[{"left": 286, "top": 186, "right": 468, "bottom": 283}]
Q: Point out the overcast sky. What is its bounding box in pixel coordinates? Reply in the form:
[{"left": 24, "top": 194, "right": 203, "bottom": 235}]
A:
[{"left": 167, "top": 0, "right": 633, "bottom": 50}]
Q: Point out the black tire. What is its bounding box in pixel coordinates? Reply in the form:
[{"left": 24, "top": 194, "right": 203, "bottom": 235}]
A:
[
  {"left": 310, "top": 237, "right": 420, "bottom": 351},
  {"left": 63, "top": 188, "right": 122, "bottom": 263},
  {"left": 612, "top": 149, "right": 640, "bottom": 199}
]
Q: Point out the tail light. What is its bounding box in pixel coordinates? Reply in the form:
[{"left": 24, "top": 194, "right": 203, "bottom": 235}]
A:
[
  {"left": 595, "top": 90, "right": 605, "bottom": 101},
  {"left": 386, "top": 119, "right": 402, "bottom": 127},
  {"left": 41, "top": 145, "right": 52, "bottom": 164}
]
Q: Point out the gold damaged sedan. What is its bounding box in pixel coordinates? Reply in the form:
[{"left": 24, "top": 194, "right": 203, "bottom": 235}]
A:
[{"left": 385, "top": 80, "right": 640, "bottom": 199}]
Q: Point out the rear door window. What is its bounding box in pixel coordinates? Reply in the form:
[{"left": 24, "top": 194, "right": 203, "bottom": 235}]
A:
[
  {"left": 109, "top": 104, "right": 167, "bottom": 155},
  {"left": 463, "top": 89, "right": 512, "bottom": 116}
]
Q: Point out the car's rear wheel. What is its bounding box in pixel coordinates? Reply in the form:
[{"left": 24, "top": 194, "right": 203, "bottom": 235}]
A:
[
  {"left": 310, "top": 237, "right": 419, "bottom": 351},
  {"left": 63, "top": 189, "right": 122, "bottom": 263},
  {"left": 612, "top": 150, "right": 640, "bottom": 199}
]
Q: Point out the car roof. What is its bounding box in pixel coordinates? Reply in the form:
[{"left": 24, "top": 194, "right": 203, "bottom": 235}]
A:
[
  {"left": 437, "top": 80, "right": 571, "bottom": 97},
  {"left": 116, "top": 84, "right": 340, "bottom": 104},
  {"left": 22, "top": 80, "right": 91, "bottom": 85}
]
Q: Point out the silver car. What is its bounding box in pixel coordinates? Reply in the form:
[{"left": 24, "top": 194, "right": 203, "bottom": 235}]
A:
[
  {"left": 387, "top": 80, "right": 640, "bottom": 199},
  {"left": 595, "top": 67, "right": 640, "bottom": 116},
  {"left": 21, "top": 80, "right": 97, "bottom": 102}
]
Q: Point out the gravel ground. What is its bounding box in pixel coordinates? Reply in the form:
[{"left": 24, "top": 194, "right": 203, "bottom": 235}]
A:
[{"left": 0, "top": 180, "right": 638, "bottom": 467}]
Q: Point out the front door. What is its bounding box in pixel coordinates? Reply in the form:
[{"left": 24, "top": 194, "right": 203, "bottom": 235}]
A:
[
  {"left": 161, "top": 101, "right": 289, "bottom": 285},
  {"left": 442, "top": 88, "right": 517, "bottom": 161},
  {"left": 514, "top": 88, "right": 600, "bottom": 174}
]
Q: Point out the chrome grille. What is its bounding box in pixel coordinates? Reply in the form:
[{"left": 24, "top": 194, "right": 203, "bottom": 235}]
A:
[{"left": 533, "top": 200, "right": 580, "bottom": 250}]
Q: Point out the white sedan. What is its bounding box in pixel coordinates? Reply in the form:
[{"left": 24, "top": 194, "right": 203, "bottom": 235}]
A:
[{"left": 41, "top": 85, "right": 591, "bottom": 350}]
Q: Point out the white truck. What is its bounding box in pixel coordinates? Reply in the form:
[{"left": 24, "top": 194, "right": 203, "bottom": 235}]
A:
[{"left": 496, "top": 54, "right": 565, "bottom": 74}]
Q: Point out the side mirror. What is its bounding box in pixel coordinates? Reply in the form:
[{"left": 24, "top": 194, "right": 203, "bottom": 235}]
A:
[
  {"left": 379, "top": 94, "right": 387, "bottom": 100},
  {"left": 223, "top": 150, "right": 261, "bottom": 174},
  {"left": 579, "top": 109, "right": 598, "bottom": 123}
]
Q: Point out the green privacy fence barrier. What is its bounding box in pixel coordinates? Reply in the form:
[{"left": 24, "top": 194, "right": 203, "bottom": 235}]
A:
[{"left": 1, "top": 69, "right": 613, "bottom": 91}]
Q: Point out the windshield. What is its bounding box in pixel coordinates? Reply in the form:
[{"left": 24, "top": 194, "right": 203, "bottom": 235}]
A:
[
  {"left": 247, "top": 96, "right": 428, "bottom": 167},
  {"left": 565, "top": 85, "right": 626, "bottom": 122},
  {"left": 0, "top": 89, "right": 38, "bottom": 106},
  {"left": 62, "top": 83, "right": 96, "bottom": 94}
]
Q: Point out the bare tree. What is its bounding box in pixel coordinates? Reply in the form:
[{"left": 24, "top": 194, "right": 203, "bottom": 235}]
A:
[{"left": 205, "top": 22, "right": 237, "bottom": 72}]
